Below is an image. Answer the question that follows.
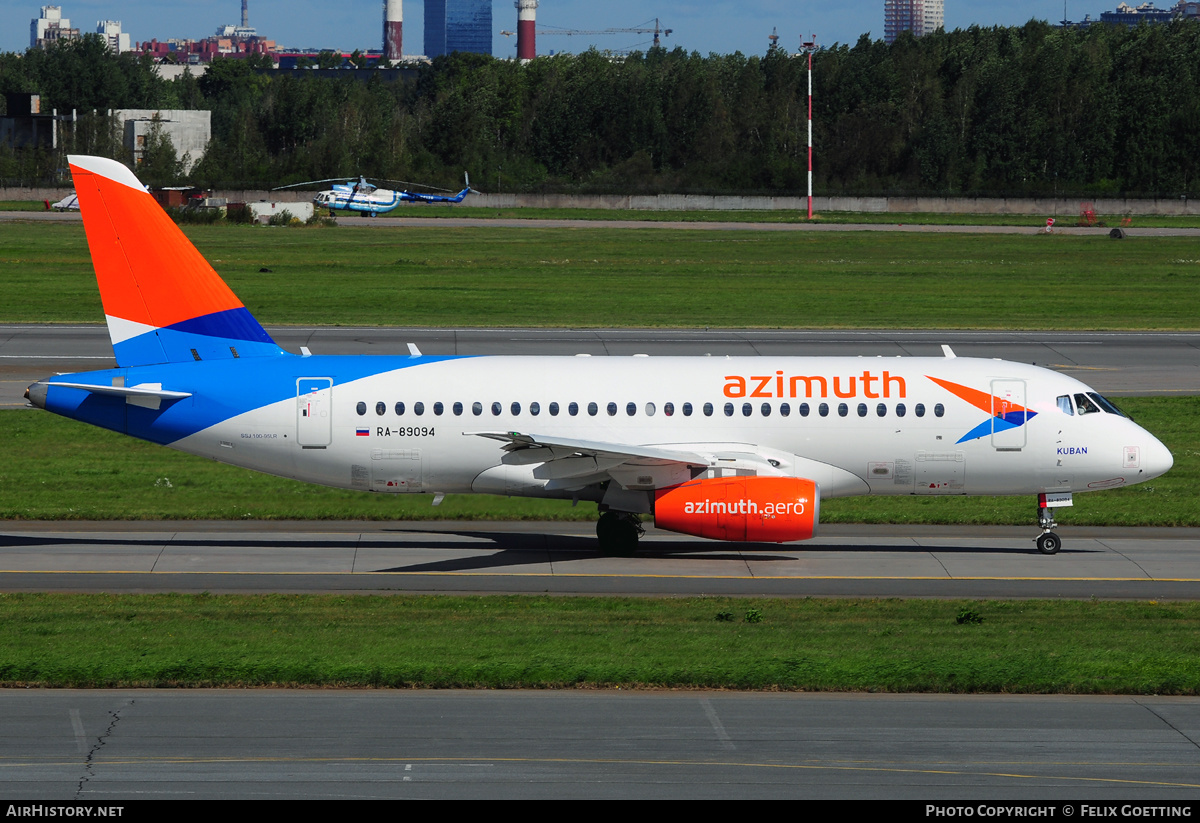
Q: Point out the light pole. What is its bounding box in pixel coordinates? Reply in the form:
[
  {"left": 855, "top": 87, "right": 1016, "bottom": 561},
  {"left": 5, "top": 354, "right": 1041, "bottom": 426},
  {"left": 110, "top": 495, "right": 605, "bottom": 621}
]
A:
[{"left": 800, "top": 35, "right": 818, "bottom": 220}]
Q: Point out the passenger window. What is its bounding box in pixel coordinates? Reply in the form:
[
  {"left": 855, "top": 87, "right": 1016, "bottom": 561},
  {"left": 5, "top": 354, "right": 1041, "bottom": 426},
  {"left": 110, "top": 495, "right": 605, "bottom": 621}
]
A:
[
  {"left": 549, "top": 402, "right": 559, "bottom": 416},
  {"left": 779, "top": 403, "right": 790, "bottom": 417},
  {"left": 453, "top": 402, "right": 463, "bottom": 416},
  {"left": 607, "top": 402, "right": 617, "bottom": 416},
  {"left": 491, "top": 402, "right": 502, "bottom": 416},
  {"left": 1057, "top": 395, "right": 1074, "bottom": 415},
  {"left": 818, "top": 403, "right": 829, "bottom": 417},
  {"left": 414, "top": 402, "right": 425, "bottom": 416},
  {"left": 626, "top": 402, "right": 636, "bottom": 416},
  {"left": 588, "top": 402, "right": 598, "bottom": 416},
  {"left": 724, "top": 403, "right": 734, "bottom": 417},
  {"left": 1074, "top": 393, "right": 1100, "bottom": 415},
  {"left": 799, "top": 403, "right": 810, "bottom": 417},
  {"left": 876, "top": 403, "right": 887, "bottom": 417},
  {"left": 934, "top": 403, "right": 944, "bottom": 417},
  {"left": 530, "top": 402, "right": 540, "bottom": 416},
  {"left": 742, "top": 403, "right": 752, "bottom": 417},
  {"left": 761, "top": 403, "right": 771, "bottom": 417},
  {"left": 664, "top": 402, "right": 674, "bottom": 416},
  {"left": 375, "top": 402, "right": 386, "bottom": 416},
  {"left": 511, "top": 402, "right": 521, "bottom": 415},
  {"left": 472, "top": 401, "right": 483, "bottom": 416},
  {"left": 683, "top": 402, "right": 694, "bottom": 416},
  {"left": 645, "top": 402, "right": 656, "bottom": 416},
  {"left": 857, "top": 403, "right": 867, "bottom": 417},
  {"left": 915, "top": 403, "right": 926, "bottom": 417},
  {"left": 838, "top": 403, "right": 848, "bottom": 417},
  {"left": 433, "top": 402, "right": 443, "bottom": 416},
  {"left": 703, "top": 403, "right": 713, "bottom": 417},
  {"left": 395, "top": 402, "right": 405, "bottom": 416},
  {"left": 896, "top": 403, "right": 906, "bottom": 418},
  {"left": 569, "top": 402, "right": 579, "bottom": 416},
  {"left": 356, "top": 402, "right": 366, "bottom": 416}
]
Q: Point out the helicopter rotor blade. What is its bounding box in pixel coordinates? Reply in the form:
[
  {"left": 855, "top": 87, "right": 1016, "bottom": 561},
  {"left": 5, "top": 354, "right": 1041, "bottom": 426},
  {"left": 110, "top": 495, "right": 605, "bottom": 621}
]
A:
[{"left": 271, "top": 178, "right": 356, "bottom": 191}]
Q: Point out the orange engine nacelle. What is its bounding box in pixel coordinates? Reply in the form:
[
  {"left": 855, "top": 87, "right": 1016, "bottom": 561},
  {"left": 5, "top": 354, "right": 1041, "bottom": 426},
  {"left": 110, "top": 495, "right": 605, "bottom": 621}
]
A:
[{"left": 653, "top": 476, "right": 820, "bottom": 543}]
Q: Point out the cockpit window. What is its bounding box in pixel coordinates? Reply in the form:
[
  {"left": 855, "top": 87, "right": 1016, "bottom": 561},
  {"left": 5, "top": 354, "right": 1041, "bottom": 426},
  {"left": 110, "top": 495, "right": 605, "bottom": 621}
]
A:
[
  {"left": 1057, "top": 395, "right": 1074, "bottom": 415},
  {"left": 1088, "top": 392, "right": 1128, "bottom": 418},
  {"left": 1074, "top": 393, "right": 1101, "bottom": 415}
]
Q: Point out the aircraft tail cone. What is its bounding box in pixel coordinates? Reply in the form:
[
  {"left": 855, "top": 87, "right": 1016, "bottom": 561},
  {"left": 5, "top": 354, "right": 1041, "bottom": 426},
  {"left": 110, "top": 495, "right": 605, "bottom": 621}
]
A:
[{"left": 25, "top": 380, "right": 47, "bottom": 409}]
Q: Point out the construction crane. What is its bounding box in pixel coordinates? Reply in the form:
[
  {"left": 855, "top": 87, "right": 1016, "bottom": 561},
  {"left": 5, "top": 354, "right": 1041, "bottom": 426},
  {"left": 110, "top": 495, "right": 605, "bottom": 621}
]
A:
[{"left": 502, "top": 17, "right": 673, "bottom": 49}]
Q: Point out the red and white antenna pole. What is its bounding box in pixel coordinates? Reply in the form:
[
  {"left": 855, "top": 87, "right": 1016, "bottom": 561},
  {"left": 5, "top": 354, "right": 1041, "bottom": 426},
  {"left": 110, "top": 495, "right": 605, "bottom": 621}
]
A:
[
  {"left": 516, "top": 0, "right": 538, "bottom": 62},
  {"left": 801, "top": 35, "right": 818, "bottom": 220}
]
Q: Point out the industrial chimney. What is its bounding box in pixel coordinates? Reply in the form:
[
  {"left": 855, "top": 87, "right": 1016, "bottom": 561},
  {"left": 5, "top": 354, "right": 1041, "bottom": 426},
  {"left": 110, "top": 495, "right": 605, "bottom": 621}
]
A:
[
  {"left": 516, "top": 0, "right": 537, "bottom": 61},
  {"left": 242, "top": 0, "right": 249, "bottom": 28},
  {"left": 384, "top": 0, "right": 403, "bottom": 61}
]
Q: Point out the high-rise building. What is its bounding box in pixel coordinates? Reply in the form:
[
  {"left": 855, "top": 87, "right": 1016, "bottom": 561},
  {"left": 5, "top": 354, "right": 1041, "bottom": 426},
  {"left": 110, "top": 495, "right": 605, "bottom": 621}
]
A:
[
  {"left": 96, "top": 21, "right": 130, "bottom": 53},
  {"left": 31, "top": 5, "right": 80, "bottom": 49},
  {"left": 884, "top": 0, "right": 944, "bottom": 45},
  {"left": 425, "top": 0, "right": 492, "bottom": 58}
]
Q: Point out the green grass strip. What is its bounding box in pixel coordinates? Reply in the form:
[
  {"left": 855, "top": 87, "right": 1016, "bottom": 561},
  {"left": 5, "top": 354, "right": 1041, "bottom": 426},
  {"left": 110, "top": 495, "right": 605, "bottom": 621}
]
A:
[
  {"left": 4, "top": 222, "right": 1200, "bottom": 328},
  {"left": 0, "top": 593, "right": 1196, "bottom": 693},
  {"left": 0, "top": 397, "right": 1194, "bottom": 525}
]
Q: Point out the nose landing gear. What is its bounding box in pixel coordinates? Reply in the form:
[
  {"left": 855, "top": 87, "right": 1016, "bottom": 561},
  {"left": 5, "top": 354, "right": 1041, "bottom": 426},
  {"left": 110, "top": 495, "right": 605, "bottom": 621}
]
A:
[{"left": 1035, "top": 502, "right": 1062, "bottom": 554}]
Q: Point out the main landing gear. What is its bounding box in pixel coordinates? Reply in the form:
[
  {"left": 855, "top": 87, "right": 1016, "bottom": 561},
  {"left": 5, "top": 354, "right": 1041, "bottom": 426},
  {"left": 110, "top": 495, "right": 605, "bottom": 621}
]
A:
[
  {"left": 1035, "top": 503, "right": 1062, "bottom": 555},
  {"left": 596, "top": 510, "right": 644, "bottom": 557}
]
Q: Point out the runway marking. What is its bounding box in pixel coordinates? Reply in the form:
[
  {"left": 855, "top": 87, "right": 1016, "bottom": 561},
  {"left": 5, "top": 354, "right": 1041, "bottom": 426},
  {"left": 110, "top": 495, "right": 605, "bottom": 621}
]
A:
[{"left": 0, "top": 754, "right": 1197, "bottom": 789}]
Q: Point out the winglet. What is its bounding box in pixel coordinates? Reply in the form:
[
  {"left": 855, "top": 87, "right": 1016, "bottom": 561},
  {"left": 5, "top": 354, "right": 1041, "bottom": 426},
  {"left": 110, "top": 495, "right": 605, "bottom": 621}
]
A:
[{"left": 68, "top": 155, "right": 283, "bottom": 367}]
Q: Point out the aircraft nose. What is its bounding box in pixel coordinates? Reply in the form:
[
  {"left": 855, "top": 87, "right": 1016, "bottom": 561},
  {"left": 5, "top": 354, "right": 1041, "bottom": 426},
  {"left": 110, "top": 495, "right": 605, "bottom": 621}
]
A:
[{"left": 1140, "top": 434, "right": 1173, "bottom": 480}]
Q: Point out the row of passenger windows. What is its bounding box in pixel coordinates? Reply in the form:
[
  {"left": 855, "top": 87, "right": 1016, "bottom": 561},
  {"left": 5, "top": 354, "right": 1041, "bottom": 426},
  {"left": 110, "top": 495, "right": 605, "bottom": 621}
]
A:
[{"left": 355, "top": 400, "right": 946, "bottom": 419}]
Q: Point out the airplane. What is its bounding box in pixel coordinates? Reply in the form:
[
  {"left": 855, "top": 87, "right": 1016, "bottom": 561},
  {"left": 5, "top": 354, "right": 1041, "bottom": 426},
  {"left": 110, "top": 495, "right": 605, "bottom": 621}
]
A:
[
  {"left": 282, "top": 173, "right": 475, "bottom": 216},
  {"left": 47, "top": 192, "right": 79, "bottom": 211},
  {"left": 25, "top": 156, "right": 1174, "bottom": 556}
]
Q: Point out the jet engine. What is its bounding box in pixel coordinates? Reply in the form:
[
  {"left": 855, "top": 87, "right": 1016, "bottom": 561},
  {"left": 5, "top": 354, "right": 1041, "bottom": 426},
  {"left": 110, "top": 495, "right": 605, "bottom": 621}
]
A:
[{"left": 653, "top": 476, "right": 819, "bottom": 543}]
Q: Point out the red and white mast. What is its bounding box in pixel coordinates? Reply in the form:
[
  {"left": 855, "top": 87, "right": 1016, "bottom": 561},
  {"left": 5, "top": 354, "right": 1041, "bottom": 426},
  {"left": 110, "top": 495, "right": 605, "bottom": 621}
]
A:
[
  {"left": 800, "top": 35, "right": 818, "bottom": 220},
  {"left": 516, "top": 0, "right": 538, "bottom": 62},
  {"left": 384, "top": 0, "right": 403, "bottom": 61}
]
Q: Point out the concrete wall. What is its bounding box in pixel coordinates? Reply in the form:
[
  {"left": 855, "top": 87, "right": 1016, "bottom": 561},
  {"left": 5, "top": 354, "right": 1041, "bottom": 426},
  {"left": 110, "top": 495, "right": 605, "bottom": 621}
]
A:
[
  {"left": 4, "top": 188, "right": 1198, "bottom": 216},
  {"left": 115, "top": 109, "right": 212, "bottom": 174}
]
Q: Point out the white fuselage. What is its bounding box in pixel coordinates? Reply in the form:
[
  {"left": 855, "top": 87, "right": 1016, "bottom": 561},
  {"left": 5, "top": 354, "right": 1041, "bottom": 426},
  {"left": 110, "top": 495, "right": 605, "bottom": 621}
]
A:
[{"left": 165, "top": 354, "right": 1171, "bottom": 506}]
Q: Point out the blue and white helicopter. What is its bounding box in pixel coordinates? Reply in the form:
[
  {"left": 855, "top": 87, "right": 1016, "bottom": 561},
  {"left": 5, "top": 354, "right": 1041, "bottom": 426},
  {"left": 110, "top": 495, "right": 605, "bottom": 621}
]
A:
[{"left": 275, "top": 173, "right": 476, "bottom": 216}]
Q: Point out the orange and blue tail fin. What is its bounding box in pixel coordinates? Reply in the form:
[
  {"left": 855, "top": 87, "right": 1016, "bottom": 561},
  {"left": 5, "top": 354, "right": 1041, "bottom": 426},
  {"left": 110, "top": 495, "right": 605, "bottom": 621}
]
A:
[{"left": 68, "top": 155, "right": 283, "bottom": 368}]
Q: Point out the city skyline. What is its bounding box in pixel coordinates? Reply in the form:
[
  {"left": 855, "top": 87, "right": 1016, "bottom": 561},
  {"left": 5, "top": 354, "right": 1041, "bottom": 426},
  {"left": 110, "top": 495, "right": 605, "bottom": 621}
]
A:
[{"left": 3, "top": 1, "right": 1136, "bottom": 57}]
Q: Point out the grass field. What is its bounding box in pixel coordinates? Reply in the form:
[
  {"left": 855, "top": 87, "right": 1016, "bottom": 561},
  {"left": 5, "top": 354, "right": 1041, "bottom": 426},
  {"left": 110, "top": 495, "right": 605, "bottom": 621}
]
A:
[
  {"left": 1, "top": 594, "right": 1197, "bottom": 692},
  {"left": 382, "top": 206, "right": 1200, "bottom": 229},
  {"left": 2, "top": 215, "right": 1197, "bottom": 694},
  {"left": 2, "top": 221, "right": 1200, "bottom": 329},
  {"left": 0, "top": 396, "right": 1192, "bottom": 524}
]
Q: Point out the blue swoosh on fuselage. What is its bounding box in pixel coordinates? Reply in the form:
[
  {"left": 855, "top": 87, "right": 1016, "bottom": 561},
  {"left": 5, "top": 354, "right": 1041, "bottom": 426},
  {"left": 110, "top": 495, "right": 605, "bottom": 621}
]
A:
[{"left": 41, "top": 354, "right": 472, "bottom": 445}]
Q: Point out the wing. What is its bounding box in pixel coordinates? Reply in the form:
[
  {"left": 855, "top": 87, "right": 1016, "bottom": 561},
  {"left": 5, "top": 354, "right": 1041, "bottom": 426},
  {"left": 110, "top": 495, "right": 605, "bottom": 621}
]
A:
[{"left": 466, "top": 431, "right": 708, "bottom": 491}]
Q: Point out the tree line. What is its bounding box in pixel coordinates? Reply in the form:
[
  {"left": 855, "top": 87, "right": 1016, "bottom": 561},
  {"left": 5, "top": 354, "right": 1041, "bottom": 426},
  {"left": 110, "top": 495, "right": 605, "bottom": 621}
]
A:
[{"left": 2, "top": 19, "right": 1198, "bottom": 196}]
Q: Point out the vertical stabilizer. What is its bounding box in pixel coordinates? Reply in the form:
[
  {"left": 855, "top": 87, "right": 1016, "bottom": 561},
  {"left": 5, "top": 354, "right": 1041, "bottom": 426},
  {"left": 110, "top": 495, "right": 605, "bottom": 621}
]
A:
[{"left": 68, "top": 155, "right": 283, "bottom": 367}]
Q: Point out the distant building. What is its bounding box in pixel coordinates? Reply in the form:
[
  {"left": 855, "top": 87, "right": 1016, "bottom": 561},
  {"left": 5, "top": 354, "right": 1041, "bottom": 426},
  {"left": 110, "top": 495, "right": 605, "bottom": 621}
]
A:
[
  {"left": 116, "top": 110, "right": 211, "bottom": 174},
  {"left": 884, "top": 0, "right": 944, "bottom": 45},
  {"left": 31, "top": 5, "right": 79, "bottom": 49},
  {"left": 1060, "top": 1, "right": 1198, "bottom": 27},
  {"left": 425, "top": 0, "right": 493, "bottom": 58},
  {"left": 135, "top": 1, "right": 275, "bottom": 64},
  {"left": 96, "top": 20, "right": 131, "bottom": 54},
  {"left": 1101, "top": 2, "right": 1175, "bottom": 25}
]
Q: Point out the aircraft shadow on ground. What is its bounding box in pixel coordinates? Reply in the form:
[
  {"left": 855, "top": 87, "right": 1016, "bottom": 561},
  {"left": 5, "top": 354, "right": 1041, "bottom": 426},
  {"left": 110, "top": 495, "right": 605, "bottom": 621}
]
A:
[{"left": 0, "top": 531, "right": 1094, "bottom": 577}]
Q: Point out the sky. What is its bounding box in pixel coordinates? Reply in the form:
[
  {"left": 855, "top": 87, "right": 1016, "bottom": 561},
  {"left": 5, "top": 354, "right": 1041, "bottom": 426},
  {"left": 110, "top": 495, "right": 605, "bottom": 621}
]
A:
[{"left": 3, "top": 1, "right": 1095, "bottom": 56}]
